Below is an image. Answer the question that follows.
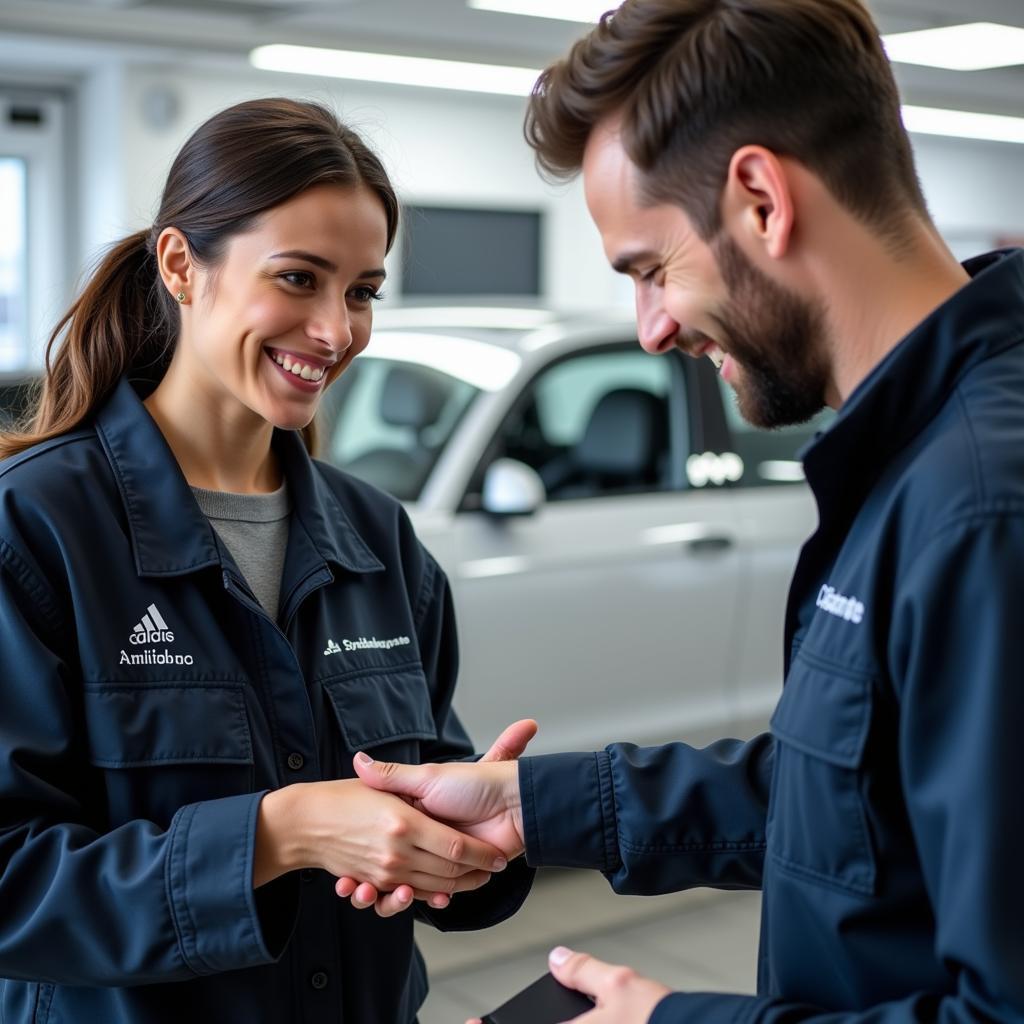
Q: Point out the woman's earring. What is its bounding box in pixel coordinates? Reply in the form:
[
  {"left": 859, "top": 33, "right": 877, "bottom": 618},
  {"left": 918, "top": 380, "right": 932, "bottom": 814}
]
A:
[{"left": 176, "top": 290, "right": 186, "bottom": 303}]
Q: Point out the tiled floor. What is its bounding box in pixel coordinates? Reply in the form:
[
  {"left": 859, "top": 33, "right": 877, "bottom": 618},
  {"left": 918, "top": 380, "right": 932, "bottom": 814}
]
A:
[{"left": 415, "top": 868, "right": 762, "bottom": 1023}]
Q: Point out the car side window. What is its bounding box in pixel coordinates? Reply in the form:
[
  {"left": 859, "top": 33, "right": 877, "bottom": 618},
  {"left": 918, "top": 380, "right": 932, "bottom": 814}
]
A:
[
  {"left": 478, "top": 347, "right": 676, "bottom": 503},
  {"left": 321, "top": 357, "right": 477, "bottom": 501},
  {"left": 716, "top": 376, "right": 835, "bottom": 487}
]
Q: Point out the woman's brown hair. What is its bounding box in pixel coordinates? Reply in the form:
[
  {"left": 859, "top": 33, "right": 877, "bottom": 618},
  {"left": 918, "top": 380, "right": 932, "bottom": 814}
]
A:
[
  {"left": 0, "top": 97, "right": 399, "bottom": 460},
  {"left": 525, "top": 0, "right": 928, "bottom": 246}
]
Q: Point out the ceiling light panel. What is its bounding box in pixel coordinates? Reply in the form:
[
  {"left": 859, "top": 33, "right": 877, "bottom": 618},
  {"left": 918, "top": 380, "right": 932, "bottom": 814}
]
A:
[
  {"left": 250, "top": 45, "right": 540, "bottom": 96},
  {"left": 468, "top": 0, "right": 612, "bottom": 23},
  {"left": 250, "top": 44, "right": 1024, "bottom": 145},
  {"left": 882, "top": 22, "right": 1024, "bottom": 71},
  {"left": 901, "top": 105, "right": 1024, "bottom": 145}
]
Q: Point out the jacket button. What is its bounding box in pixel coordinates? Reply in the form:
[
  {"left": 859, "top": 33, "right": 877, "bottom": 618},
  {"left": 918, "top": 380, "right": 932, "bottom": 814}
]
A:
[
  {"left": 310, "top": 970, "right": 329, "bottom": 990},
  {"left": 287, "top": 752, "right": 304, "bottom": 771},
  {"left": 300, "top": 869, "right": 314, "bottom": 883}
]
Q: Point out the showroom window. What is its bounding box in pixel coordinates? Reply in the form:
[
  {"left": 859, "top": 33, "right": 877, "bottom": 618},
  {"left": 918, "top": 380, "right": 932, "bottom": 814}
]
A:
[
  {"left": 0, "top": 91, "right": 69, "bottom": 371},
  {"left": 0, "top": 157, "right": 27, "bottom": 370}
]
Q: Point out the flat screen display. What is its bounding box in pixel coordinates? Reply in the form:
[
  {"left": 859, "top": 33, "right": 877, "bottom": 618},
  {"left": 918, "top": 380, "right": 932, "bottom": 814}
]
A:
[{"left": 401, "top": 205, "right": 542, "bottom": 297}]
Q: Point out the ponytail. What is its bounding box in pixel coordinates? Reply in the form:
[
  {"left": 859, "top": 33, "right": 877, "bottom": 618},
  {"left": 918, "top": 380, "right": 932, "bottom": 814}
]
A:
[{"left": 0, "top": 229, "right": 174, "bottom": 460}]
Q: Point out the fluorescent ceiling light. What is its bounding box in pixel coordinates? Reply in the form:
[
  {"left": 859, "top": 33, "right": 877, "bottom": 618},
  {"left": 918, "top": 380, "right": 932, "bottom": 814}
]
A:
[
  {"left": 251, "top": 44, "right": 1024, "bottom": 146},
  {"left": 882, "top": 22, "right": 1024, "bottom": 71},
  {"left": 469, "top": 0, "right": 611, "bottom": 21},
  {"left": 901, "top": 104, "right": 1024, "bottom": 145},
  {"left": 250, "top": 44, "right": 539, "bottom": 96}
]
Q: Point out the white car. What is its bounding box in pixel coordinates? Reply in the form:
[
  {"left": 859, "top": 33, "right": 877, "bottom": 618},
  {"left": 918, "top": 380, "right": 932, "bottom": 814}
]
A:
[{"left": 318, "top": 308, "right": 826, "bottom": 754}]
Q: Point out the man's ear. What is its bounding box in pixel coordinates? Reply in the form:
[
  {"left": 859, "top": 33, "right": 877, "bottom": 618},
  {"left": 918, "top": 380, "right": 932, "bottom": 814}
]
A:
[
  {"left": 156, "top": 227, "right": 196, "bottom": 302},
  {"left": 720, "top": 146, "right": 795, "bottom": 261}
]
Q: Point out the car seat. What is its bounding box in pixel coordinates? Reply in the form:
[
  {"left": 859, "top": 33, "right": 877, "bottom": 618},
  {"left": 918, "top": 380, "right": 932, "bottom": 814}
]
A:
[
  {"left": 342, "top": 365, "right": 450, "bottom": 499},
  {"left": 540, "top": 387, "right": 669, "bottom": 500}
]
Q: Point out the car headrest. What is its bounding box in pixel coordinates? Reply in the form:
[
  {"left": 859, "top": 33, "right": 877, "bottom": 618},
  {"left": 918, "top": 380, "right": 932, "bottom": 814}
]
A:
[
  {"left": 575, "top": 388, "right": 666, "bottom": 476},
  {"left": 380, "top": 365, "right": 449, "bottom": 430}
]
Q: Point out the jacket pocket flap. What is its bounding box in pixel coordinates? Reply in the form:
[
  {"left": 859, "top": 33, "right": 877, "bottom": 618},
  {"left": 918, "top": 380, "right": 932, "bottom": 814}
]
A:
[
  {"left": 323, "top": 665, "right": 438, "bottom": 750},
  {"left": 84, "top": 684, "right": 254, "bottom": 767},
  {"left": 770, "top": 656, "right": 871, "bottom": 769}
]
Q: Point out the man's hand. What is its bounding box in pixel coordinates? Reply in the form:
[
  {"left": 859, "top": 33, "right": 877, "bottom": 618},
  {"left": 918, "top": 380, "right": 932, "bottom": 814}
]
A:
[
  {"left": 335, "top": 719, "right": 536, "bottom": 916},
  {"left": 465, "top": 946, "right": 672, "bottom": 1024}
]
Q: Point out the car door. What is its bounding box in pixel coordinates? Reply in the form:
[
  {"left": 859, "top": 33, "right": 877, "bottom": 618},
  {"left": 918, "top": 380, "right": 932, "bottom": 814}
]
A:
[{"left": 439, "top": 343, "right": 744, "bottom": 754}]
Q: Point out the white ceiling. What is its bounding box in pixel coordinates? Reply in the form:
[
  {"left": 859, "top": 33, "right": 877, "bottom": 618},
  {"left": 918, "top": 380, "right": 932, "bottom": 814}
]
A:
[{"left": 0, "top": 0, "right": 1023, "bottom": 115}]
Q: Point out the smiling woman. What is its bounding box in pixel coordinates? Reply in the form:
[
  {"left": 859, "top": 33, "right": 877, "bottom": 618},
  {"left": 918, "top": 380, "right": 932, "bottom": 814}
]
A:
[
  {"left": 0, "top": 98, "right": 397, "bottom": 463},
  {"left": 143, "top": 180, "right": 390, "bottom": 490},
  {"left": 0, "top": 98, "right": 535, "bottom": 1024}
]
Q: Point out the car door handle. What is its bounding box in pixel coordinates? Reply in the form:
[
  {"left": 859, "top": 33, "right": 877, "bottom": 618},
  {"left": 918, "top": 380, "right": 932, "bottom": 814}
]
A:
[{"left": 683, "top": 534, "right": 734, "bottom": 554}]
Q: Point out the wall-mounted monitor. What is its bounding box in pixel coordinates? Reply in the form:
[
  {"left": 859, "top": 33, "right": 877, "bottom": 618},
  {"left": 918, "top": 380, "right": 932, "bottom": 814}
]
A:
[{"left": 401, "top": 205, "right": 542, "bottom": 298}]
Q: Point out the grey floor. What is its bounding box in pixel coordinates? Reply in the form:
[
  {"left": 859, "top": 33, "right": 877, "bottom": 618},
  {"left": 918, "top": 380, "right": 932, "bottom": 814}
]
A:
[{"left": 415, "top": 868, "right": 761, "bottom": 1023}]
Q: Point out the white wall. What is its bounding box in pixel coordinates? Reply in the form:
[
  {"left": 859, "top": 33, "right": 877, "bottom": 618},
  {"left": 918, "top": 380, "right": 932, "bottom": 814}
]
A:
[
  {"left": 78, "top": 63, "right": 127, "bottom": 281},
  {"left": 115, "top": 64, "right": 633, "bottom": 313},
  {"left": 911, "top": 134, "right": 1024, "bottom": 258},
  {"left": 109, "top": 64, "right": 1024, "bottom": 312},
  {"left": 6, "top": 42, "right": 1024, "bottom": 334}
]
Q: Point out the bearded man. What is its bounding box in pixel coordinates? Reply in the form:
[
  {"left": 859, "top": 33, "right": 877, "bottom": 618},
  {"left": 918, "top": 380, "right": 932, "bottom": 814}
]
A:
[{"left": 346, "top": 2, "right": 1024, "bottom": 1021}]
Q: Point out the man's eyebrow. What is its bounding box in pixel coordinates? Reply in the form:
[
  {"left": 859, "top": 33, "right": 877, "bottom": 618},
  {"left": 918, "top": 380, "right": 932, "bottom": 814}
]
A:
[
  {"left": 612, "top": 250, "right": 659, "bottom": 275},
  {"left": 269, "top": 251, "right": 388, "bottom": 280}
]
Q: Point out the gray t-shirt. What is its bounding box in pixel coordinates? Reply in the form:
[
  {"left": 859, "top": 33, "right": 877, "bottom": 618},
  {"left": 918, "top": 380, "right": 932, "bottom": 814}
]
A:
[{"left": 191, "top": 482, "right": 291, "bottom": 621}]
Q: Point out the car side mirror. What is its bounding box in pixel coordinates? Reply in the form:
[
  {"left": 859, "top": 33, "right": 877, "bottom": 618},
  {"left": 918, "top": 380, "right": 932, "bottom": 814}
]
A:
[{"left": 480, "top": 458, "right": 546, "bottom": 516}]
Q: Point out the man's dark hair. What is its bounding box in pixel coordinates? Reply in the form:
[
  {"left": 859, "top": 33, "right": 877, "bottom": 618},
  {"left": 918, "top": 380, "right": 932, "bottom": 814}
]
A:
[{"left": 525, "top": 0, "right": 928, "bottom": 243}]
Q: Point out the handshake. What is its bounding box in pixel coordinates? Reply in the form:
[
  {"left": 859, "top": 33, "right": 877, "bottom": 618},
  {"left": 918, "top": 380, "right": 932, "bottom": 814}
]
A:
[
  {"left": 254, "top": 718, "right": 676, "bottom": 1023},
  {"left": 253, "top": 719, "right": 538, "bottom": 917}
]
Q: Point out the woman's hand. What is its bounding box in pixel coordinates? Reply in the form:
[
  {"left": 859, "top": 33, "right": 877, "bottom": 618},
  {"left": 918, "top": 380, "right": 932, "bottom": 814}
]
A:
[
  {"left": 253, "top": 778, "right": 507, "bottom": 894},
  {"left": 334, "top": 719, "right": 537, "bottom": 916}
]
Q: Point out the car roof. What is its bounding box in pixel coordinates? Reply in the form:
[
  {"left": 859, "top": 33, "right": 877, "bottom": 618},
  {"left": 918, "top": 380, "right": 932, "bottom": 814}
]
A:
[{"left": 372, "top": 306, "right": 637, "bottom": 353}]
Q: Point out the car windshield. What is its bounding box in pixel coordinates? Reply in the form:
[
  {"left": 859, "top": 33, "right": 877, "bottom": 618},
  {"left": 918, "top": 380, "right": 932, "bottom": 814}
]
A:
[{"left": 320, "top": 356, "right": 479, "bottom": 501}]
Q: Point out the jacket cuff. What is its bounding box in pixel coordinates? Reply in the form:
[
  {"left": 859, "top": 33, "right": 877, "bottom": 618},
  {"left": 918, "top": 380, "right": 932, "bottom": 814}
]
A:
[
  {"left": 166, "top": 792, "right": 298, "bottom": 975},
  {"left": 649, "top": 992, "right": 764, "bottom": 1024},
  {"left": 416, "top": 855, "right": 535, "bottom": 932},
  {"left": 519, "top": 751, "right": 619, "bottom": 872}
]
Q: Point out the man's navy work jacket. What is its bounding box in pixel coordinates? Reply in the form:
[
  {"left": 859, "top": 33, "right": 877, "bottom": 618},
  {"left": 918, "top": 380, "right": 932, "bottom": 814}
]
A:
[
  {"left": 0, "top": 378, "right": 533, "bottom": 1023},
  {"left": 521, "top": 249, "right": 1024, "bottom": 1022}
]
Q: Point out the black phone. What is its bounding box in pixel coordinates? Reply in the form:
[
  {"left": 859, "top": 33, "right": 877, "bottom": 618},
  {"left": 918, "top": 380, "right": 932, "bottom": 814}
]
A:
[{"left": 481, "top": 971, "right": 594, "bottom": 1024}]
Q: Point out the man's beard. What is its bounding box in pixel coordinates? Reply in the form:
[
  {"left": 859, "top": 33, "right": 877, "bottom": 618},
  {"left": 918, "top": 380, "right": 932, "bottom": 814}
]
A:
[{"left": 706, "top": 236, "right": 830, "bottom": 429}]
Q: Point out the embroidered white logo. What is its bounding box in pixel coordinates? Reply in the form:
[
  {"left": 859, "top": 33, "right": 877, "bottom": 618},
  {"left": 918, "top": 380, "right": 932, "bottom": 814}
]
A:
[
  {"left": 324, "top": 638, "right": 343, "bottom": 656},
  {"left": 339, "top": 635, "right": 411, "bottom": 653},
  {"left": 129, "top": 603, "right": 174, "bottom": 645},
  {"left": 816, "top": 585, "right": 865, "bottom": 625},
  {"left": 120, "top": 604, "right": 195, "bottom": 666}
]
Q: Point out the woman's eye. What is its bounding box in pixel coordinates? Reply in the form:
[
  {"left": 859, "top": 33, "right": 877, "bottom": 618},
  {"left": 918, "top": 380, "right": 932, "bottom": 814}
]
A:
[
  {"left": 350, "top": 286, "right": 384, "bottom": 303},
  {"left": 281, "top": 271, "right": 315, "bottom": 289}
]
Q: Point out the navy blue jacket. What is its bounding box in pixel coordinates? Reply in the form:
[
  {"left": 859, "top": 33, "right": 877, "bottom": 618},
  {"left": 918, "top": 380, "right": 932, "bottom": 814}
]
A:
[
  {"left": 0, "top": 377, "right": 533, "bottom": 1023},
  {"left": 521, "top": 249, "right": 1024, "bottom": 1022}
]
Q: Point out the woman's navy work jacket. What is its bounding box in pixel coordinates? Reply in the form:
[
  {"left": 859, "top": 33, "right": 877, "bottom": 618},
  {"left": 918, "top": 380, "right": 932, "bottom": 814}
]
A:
[
  {"left": 519, "top": 250, "right": 1024, "bottom": 1022},
  {"left": 0, "top": 377, "right": 533, "bottom": 1023}
]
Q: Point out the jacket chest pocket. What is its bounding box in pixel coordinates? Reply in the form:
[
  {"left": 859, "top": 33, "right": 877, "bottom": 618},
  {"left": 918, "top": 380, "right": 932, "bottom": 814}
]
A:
[
  {"left": 767, "top": 657, "right": 877, "bottom": 897},
  {"left": 322, "top": 663, "right": 437, "bottom": 767},
  {"left": 83, "top": 683, "right": 255, "bottom": 828}
]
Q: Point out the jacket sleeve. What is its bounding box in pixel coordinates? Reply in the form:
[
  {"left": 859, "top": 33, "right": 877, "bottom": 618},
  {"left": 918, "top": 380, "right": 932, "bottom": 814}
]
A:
[
  {"left": 519, "top": 735, "right": 771, "bottom": 896},
  {"left": 0, "top": 539, "right": 293, "bottom": 986},
  {"left": 411, "top": 548, "right": 535, "bottom": 931},
  {"left": 648, "top": 515, "right": 1024, "bottom": 1022}
]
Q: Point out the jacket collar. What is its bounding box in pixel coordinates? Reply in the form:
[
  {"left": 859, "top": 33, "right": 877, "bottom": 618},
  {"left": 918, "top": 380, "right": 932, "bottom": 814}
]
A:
[
  {"left": 94, "top": 377, "right": 384, "bottom": 578},
  {"left": 801, "top": 248, "right": 1024, "bottom": 528}
]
